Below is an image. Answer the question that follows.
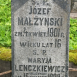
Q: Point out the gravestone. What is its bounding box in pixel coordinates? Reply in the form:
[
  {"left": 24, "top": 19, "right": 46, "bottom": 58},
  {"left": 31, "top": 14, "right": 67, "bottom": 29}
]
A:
[{"left": 12, "top": 0, "right": 70, "bottom": 77}]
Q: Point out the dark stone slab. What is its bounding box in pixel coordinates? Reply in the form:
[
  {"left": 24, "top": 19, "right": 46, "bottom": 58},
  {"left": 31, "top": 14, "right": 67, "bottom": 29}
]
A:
[
  {"left": 0, "top": 60, "right": 11, "bottom": 77},
  {"left": 69, "top": 71, "right": 77, "bottom": 77}
]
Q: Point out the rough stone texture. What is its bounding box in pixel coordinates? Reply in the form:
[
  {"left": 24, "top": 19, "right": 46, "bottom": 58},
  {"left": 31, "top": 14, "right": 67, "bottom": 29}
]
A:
[
  {"left": 71, "top": 0, "right": 74, "bottom": 11},
  {"left": 71, "top": 2, "right": 77, "bottom": 12},
  {"left": 12, "top": 0, "right": 70, "bottom": 77},
  {"left": 69, "top": 71, "right": 77, "bottom": 77},
  {"left": 70, "top": 13, "right": 77, "bottom": 18},
  {"left": 69, "top": 62, "right": 77, "bottom": 68},
  {"left": 69, "top": 62, "right": 77, "bottom": 77},
  {"left": 0, "top": 60, "right": 11, "bottom": 77}
]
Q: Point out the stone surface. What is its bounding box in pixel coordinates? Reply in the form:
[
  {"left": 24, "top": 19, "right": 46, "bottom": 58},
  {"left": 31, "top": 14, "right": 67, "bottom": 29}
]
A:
[
  {"left": 69, "top": 62, "right": 77, "bottom": 68},
  {"left": 12, "top": 0, "right": 70, "bottom": 77},
  {"left": 69, "top": 62, "right": 77, "bottom": 77},
  {"left": 70, "top": 13, "right": 77, "bottom": 18},
  {"left": 71, "top": 1, "right": 77, "bottom": 12},
  {"left": 69, "top": 71, "right": 77, "bottom": 77},
  {"left": 0, "top": 60, "right": 11, "bottom": 77}
]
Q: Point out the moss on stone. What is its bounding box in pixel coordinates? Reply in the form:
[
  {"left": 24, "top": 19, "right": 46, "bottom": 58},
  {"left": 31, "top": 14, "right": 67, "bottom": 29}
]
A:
[
  {"left": 69, "top": 49, "right": 77, "bottom": 65},
  {"left": 0, "top": 47, "right": 11, "bottom": 61}
]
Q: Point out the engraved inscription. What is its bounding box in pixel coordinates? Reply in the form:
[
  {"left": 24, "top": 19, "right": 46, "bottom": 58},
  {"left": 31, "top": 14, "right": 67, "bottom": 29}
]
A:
[{"left": 12, "top": 0, "right": 70, "bottom": 77}]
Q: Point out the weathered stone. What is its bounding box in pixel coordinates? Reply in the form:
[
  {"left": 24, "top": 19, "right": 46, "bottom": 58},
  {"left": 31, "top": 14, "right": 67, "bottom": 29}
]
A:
[
  {"left": 12, "top": 0, "right": 70, "bottom": 77},
  {"left": 0, "top": 60, "right": 11, "bottom": 77}
]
